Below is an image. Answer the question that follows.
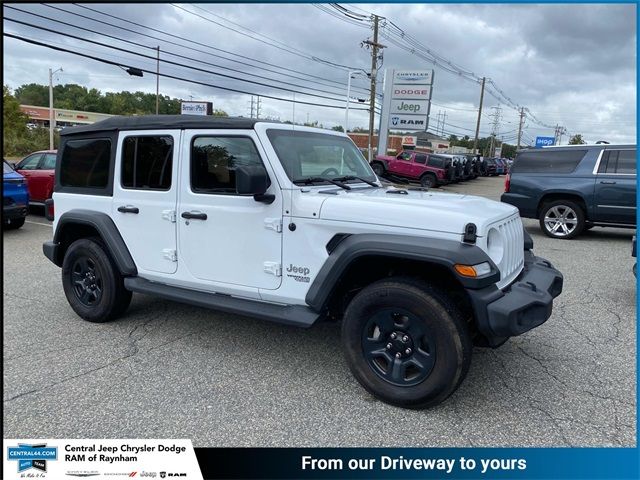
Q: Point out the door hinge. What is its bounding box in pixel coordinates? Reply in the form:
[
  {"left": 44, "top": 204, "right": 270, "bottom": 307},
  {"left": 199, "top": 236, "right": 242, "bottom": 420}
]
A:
[
  {"left": 163, "top": 249, "right": 177, "bottom": 262},
  {"left": 263, "top": 261, "right": 282, "bottom": 276},
  {"left": 264, "top": 217, "right": 282, "bottom": 233},
  {"left": 162, "top": 210, "right": 177, "bottom": 223}
]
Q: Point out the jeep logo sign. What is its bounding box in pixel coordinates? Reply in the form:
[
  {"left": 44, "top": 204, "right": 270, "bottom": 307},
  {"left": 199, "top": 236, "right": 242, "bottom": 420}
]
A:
[{"left": 391, "top": 100, "right": 429, "bottom": 114}]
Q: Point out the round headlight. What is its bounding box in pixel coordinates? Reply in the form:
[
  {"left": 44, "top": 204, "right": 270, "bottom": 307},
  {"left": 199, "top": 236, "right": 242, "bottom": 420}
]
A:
[{"left": 487, "top": 228, "right": 504, "bottom": 264}]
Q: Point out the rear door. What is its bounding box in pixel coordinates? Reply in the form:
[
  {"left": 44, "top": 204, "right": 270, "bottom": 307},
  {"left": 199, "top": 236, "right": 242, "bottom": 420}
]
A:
[
  {"left": 112, "top": 130, "right": 180, "bottom": 274},
  {"left": 594, "top": 148, "right": 637, "bottom": 224}
]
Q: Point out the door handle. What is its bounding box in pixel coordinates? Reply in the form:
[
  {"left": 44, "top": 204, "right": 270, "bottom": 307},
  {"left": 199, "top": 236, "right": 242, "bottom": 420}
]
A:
[
  {"left": 600, "top": 181, "right": 617, "bottom": 184},
  {"left": 117, "top": 205, "right": 139, "bottom": 214},
  {"left": 181, "top": 211, "right": 207, "bottom": 220}
]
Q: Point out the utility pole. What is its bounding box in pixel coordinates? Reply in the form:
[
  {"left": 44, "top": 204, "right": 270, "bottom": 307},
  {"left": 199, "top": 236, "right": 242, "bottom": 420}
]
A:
[
  {"left": 155, "top": 46, "right": 160, "bottom": 115},
  {"left": 473, "top": 77, "right": 486, "bottom": 155},
  {"left": 256, "top": 96, "right": 262, "bottom": 119},
  {"left": 441, "top": 111, "right": 447, "bottom": 137},
  {"left": 488, "top": 106, "right": 502, "bottom": 157},
  {"left": 363, "top": 14, "right": 385, "bottom": 160},
  {"left": 249, "top": 96, "right": 255, "bottom": 118},
  {"left": 516, "top": 107, "right": 525, "bottom": 150}
]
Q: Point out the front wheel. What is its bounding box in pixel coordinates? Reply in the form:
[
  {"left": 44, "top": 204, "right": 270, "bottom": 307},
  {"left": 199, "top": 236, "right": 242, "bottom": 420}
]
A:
[
  {"left": 62, "top": 238, "right": 132, "bottom": 322},
  {"left": 539, "top": 200, "right": 585, "bottom": 239},
  {"left": 3, "top": 217, "right": 25, "bottom": 230},
  {"left": 342, "top": 277, "right": 472, "bottom": 409}
]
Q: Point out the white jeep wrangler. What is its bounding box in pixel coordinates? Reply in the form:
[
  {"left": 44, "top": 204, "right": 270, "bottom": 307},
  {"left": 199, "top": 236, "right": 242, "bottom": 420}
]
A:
[{"left": 43, "top": 116, "right": 563, "bottom": 408}]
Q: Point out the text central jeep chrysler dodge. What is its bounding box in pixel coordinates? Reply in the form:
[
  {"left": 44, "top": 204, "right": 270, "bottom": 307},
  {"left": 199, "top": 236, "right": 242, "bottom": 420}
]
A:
[{"left": 43, "top": 116, "right": 563, "bottom": 408}]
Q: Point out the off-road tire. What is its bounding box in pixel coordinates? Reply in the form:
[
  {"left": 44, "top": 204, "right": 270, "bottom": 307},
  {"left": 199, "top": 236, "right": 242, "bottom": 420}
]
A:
[
  {"left": 342, "top": 277, "right": 472, "bottom": 409},
  {"left": 539, "top": 199, "right": 585, "bottom": 240},
  {"left": 420, "top": 173, "right": 437, "bottom": 188},
  {"left": 62, "top": 238, "right": 132, "bottom": 323},
  {"left": 371, "top": 162, "right": 385, "bottom": 177}
]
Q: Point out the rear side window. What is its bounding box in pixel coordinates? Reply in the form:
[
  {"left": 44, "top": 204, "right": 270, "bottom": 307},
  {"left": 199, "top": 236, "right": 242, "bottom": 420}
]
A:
[
  {"left": 427, "top": 156, "right": 445, "bottom": 168},
  {"left": 598, "top": 149, "right": 636, "bottom": 174},
  {"left": 512, "top": 150, "right": 586, "bottom": 174},
  {"left": 121, "top": 136, "right": 173, "bottom": 190},
  {"left": 60, "top": 138, "right": 111, "bottom": 188},
  {"left": 414, "top": 154, "right": 427, "bottom": 164}
]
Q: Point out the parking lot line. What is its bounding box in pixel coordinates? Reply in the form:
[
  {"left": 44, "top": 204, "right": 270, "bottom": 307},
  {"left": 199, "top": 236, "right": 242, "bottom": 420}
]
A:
[{"left": 25, "top": 220, "right": 52, "bottom": 227}]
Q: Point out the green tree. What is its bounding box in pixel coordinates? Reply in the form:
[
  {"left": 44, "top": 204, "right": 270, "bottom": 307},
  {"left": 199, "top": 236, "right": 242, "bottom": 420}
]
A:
[
  {"left": 3, "top": 85, "right": 29, "bottom": 156},
  {"left": 331, "top": 125, "right": 344, "bottom": 132},
  {"left": 568, "top": 134, "right": 586, "bottom": 145}
]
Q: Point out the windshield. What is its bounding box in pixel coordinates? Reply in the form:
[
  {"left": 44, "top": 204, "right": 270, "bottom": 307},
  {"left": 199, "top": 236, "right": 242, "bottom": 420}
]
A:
[
  {"left": 266, "top": 129, "right": 376, "bottom": 184},
  {"left": 3, "top": 161, "right": 14, "bottom": 174}
]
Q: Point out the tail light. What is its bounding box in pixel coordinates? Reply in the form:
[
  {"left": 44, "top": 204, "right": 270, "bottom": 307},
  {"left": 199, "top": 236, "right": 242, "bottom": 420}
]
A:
[
  {"left": 45, "top": 198, "right": 54, "bottom": 221},
  {"left": 504, "top": 173, "right": 511, "bottom": 193}
]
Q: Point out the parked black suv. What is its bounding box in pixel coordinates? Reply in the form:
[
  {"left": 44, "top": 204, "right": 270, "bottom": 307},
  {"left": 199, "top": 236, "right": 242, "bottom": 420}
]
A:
[{"left": 502, "top": 145, "right": 636, "bottom": 239}]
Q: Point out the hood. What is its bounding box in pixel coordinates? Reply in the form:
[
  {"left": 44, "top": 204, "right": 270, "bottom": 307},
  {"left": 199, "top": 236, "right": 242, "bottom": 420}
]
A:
[
  {"left": 3, "top": 169, "right": 24, "bottom": 181},
  {"left": 317, "top": 186, "right": 519, "bottom": 235}
]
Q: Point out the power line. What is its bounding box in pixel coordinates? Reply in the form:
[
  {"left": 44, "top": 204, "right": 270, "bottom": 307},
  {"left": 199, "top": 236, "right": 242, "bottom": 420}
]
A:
[
  {"left": 4, "top": 16, "right": 363, "bottom": 105},
  {"left": 53, "top": 3, "right": 372, "bottom": 96},
  {"left": 4, "top": 32, "right": 369, "bottom": 111},
  {"left": 4, "top": 11, "right": 363, "bottom": 101}
]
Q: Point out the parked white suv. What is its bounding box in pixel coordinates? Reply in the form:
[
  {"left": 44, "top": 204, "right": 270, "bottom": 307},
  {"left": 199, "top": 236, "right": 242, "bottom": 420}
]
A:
[{"left": 43, "top": 116, "right": 563, "bottom": 408}]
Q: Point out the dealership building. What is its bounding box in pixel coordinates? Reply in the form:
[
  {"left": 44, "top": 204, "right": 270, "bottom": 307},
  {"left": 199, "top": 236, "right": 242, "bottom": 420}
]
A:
[{"left": 19, "top": 105, "right": 114, "bottom": 128}]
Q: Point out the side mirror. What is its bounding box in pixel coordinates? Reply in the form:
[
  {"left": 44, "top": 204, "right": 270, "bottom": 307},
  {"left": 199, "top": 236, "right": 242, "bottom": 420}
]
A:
[{"left": 235, "top": 166, "right": 274, "bottom": 204}]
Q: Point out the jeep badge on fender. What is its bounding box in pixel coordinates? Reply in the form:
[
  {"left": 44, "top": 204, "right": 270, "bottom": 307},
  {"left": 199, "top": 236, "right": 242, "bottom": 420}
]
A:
[{"left": 43, "top": 115, "right": 563, "bottom": 409}]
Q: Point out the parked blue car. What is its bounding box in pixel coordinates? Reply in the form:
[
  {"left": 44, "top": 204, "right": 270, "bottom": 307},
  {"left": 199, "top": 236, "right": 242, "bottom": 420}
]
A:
[{"left": 3, "top": 160, "right": 29, "bottom": 229}]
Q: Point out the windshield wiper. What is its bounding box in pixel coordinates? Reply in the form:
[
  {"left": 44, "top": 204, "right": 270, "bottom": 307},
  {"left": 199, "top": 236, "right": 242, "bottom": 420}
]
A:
[
  {"left": 332, "top": 175, "right": 380, "bottom": 188},
  {"left": 293, "top": 177, "right": 351, "bottom": 190}
]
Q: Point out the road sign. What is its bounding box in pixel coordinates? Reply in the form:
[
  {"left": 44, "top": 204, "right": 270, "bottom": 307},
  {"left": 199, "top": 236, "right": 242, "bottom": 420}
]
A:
[
  {"left": 181, "top": 101, "right": 213, "bottom": 116},
  {"left": 535, "top": 136, "right": 555, "bottom": 148}
]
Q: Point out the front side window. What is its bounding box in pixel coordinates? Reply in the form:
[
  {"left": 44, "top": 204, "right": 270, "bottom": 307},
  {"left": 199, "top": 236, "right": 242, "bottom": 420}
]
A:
[
  {"left": 60, "top": 138, "right": 111, "bottom": 188},
  {"left": 266, "top": 129, "right": 375, "bottom": 184},
  {"left": 18, "top": 154, "right": 42, "bottom": 170},
  {"left": 122, "top": 136, "right": 173, "bottom": 190},
  {"left": 191, "top": 136, "right": 263, "bottom": 194},
  {"left": 601, "top": 149, "right": 636, "bottom": 174}
]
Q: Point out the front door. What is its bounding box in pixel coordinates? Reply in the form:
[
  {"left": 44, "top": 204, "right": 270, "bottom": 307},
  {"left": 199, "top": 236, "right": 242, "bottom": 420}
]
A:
[
  {"left": 15, "top": 153, "right": 43, "bottom": 202},
  {"left": 594, "top": 148, "right": 637, "bottom": 224},
  {"left": 178, "top": 130, "right": 283, "bottom": 290},
  {"left": 112, "top": 130, "right": 180, "bottom": 275}
]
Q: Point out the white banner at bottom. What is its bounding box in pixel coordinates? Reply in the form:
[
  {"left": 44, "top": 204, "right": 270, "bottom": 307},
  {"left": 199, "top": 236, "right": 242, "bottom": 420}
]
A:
[{"left": 3, "top": 439, "right": 203, "bottom": 480}]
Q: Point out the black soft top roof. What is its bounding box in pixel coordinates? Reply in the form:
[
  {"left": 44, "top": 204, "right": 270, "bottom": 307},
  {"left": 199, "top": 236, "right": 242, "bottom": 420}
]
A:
[{"left": 60, "top": 115, "right": 270, "bottom": 136}]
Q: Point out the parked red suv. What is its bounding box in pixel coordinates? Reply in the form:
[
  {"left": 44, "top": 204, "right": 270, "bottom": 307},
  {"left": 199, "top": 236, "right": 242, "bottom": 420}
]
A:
[
  {"left": 14, "top": 150, "right": 57, "bottom": 204},
  {"left": 371, "top": 150, "right": 450, "bottom": 187}
]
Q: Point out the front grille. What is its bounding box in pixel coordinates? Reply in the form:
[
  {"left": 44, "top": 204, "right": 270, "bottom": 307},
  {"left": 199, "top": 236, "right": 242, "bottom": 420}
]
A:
[{"left": 494, "top": 215, "right": 524, "bottom": 289}]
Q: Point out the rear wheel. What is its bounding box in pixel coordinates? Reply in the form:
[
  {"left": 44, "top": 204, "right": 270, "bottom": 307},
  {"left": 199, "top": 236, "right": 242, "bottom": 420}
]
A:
[
  {"left": 62, "top": 238, "right": 132, "bottom": 322},
  {"left": 342, "top": 277, "right": 472, "bottom": 409},
  {"left": 539, "top": 200, "right": 585, "bottom": 239},
  {"left": 3, "top": 217, "right": 25, "bottom": 230},
  {"left": 420, "top": 173, "right": 436, "bottom": 188},
  {"left": 371, "top": 162, "right": 385, "bottom": 176}
]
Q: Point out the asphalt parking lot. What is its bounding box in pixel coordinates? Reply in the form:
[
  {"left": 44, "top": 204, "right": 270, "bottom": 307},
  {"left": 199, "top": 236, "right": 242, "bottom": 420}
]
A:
[{"left": 3, "top": 176, "right": 636, "bottom": 447}]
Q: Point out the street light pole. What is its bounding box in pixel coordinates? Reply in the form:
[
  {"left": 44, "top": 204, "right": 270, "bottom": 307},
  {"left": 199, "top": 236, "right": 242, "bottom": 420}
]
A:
[{"left": 49, "top": 67, "right": 63, "bottom": 150}]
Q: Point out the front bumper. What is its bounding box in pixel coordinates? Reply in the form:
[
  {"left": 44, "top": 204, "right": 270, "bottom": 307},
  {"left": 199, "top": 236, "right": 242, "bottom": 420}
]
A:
[{"left": 467, "top": 250, "right": 563, "bottom": 347}]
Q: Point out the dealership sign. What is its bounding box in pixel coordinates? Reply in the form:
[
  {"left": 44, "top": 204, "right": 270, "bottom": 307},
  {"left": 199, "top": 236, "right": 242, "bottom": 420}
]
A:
[
  {"left": 392, "top": 86, "right": 432, "bottom": 100},
  {"left": 401, "top": 136, "right": 417, "bottom": 147},
  {"left": 393, "top": 70, "right": 434, "bottom": 85},
  {"left": 390, "top": 100, "right": 430, "bottom": 115},
  {"left": 181, "top": 101, "right": 213, "bottom": 116}
]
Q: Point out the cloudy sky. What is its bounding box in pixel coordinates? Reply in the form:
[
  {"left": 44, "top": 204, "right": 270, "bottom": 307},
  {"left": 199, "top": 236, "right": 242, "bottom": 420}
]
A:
[{"left": 3, "top": 3, "right": 636, "bottom": 145}]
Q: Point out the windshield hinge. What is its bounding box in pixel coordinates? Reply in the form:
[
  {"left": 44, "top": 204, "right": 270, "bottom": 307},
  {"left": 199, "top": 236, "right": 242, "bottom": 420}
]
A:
[
  {"left": 263, "top": 262, "right": 282, "bottom": 276},
  {"left": 264, "top": 217, "right": 282, "bottom": 233},
  {"left": 162, "top": 210, "right": 177, "bottom": 223},
  {"left": 162, "top": 249, "right": 177, "bottom": 262}
]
